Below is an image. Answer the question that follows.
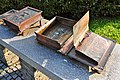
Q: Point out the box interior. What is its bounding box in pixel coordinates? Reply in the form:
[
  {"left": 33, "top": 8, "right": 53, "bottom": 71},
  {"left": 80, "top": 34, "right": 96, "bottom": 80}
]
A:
[
  {"left": 76, "top": 33, "right": 113, "bottom": 63},
  {"left": 42, "top": 17, "right": 75, "bottom": 46}
]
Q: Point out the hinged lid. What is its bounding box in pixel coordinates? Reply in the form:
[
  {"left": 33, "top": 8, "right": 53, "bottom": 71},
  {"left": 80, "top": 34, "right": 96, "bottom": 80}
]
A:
[{"left": 73, "top": 11, "right": 89, "bottom": 48}]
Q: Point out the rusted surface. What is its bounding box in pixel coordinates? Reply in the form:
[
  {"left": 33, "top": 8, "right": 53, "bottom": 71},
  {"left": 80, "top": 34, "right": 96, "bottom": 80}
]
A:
[
  {"left": 59, "top": 35, "right": 73, "bottom": 55},
  {"left": 35, "top": 11, "right": 116, "bottom": 73},
  {"left": 0, "top": 9, "right": 18, "bottom": 19},
  {"left": 69, "top": 11, "right": 116, "bottom": 73},
  {"left": 77, "top": 33, "right": 113, "bottom": 62},
  {"left": 0, "top": 9, "right": 18, "bottom": 24},
  {"left": 3, "top": 6, "right": 42, "bottom": 35},
  {"left": 69, "top": 32, "right": 116, "bottom": 73},
  {"left": 35, "top": 16, "right": 76, "bottom": 54},
  {"left": 73, "top": 11, "right": 89, "bottom": 48}
]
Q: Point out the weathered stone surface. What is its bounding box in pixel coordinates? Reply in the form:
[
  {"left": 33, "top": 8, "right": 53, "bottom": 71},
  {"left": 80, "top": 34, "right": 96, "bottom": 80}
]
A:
[
  {"left": 0, "top": 24, "right": 120, "bottom": 80},
  {"left": 0, "top": 44, "right": 4, "bottom": 50},
  {"left": 0, "top": 45, "right": 5, "bottom": 61},
  {"left": 20, "top": 59, "right": 35, "bottom": 79},
  {"left": 20, "top": 59, "right": 50, "bottom": 80},
  {"left": 89, "top": 44, "right": 120, "bottom": 80},
  {"left": 0, "top": 47, "right": 50, "bottom": 80}
]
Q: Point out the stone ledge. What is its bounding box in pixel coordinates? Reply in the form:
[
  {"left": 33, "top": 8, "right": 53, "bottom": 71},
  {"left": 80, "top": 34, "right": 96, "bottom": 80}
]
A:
[{"left": 0, "top": 23, "right": 120, "bottom": 80}]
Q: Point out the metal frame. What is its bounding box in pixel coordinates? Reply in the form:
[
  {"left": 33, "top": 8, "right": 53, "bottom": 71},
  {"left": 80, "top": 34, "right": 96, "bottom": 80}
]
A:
[
  {"left": 3, "top": 6, "right": 43, "bottom": 35},
  {"left": 35, "top": 16, "right": 76, "bottom": 54},
  {"left": 69, "top": 11, "right": 116, "bottom": 73}
]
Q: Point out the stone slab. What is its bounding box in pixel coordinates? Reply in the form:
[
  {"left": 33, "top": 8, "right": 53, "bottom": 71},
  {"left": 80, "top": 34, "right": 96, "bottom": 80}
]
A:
[{"left": 0, "top": 25, "right": 120, "bottom": 80}]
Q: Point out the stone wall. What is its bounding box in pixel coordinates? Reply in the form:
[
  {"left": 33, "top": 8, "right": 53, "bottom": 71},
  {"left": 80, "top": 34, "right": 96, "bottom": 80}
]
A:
[
  {"left": 20, "top": 59, "right": 49, "bottom": 80},
  {"left": 0, "top": 45, "right": 5, "bottom": 63},
  {"left": 0, "top": 44, "right": 50, "bottom": 80}
]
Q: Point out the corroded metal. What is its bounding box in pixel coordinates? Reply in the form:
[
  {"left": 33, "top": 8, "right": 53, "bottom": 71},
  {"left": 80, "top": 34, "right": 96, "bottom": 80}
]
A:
[
  {"left": 0, "top": 9, "right": 18, "bottom": 19},
  {"left": 73, "top": 11, "right": 89, "bottom": 48},
  {"left": 68, "top": 11, "right": 116, "bottom": 73},
  {"left": 4, "top": 6, "right": 43, "bottom": 36},
  {"left": 35, "top": 16, "right": 76, "bottom": 54},
  {"left": 35, "top": 11, "right": 116, "bottom": 73},
  {"left": 0, "top": 9, "right": 18, "bottom": 24},
  {"left": 68, "top": 33, "right": 116, "bottom": 73}
]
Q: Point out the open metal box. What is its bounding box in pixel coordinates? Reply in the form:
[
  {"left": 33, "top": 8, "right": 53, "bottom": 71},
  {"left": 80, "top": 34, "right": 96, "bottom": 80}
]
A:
[
  {"left": 0, "top": 9, "right": 18, "bottom": 24},
  {"left": 35, "top": 11, "right": 116, "bottom": 72},
  {"left": 3, "top": 6, "right": 43, "bottom": 36},
  {"left": 68, "top": 11, "right": 116, "bottom": 73},
  {"left": 35, "top": 16, "right": 76, "bottom": 54}
]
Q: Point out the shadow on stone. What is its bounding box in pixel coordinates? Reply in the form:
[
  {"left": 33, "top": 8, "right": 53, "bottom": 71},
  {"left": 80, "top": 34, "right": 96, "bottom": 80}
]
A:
[{"left": 8, "top": 35, "right": 94, "bottom": 80}]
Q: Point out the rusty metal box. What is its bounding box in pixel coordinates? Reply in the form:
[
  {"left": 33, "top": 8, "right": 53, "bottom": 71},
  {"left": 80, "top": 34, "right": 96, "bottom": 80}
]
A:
[
  {"left": 35, "top": 11, "right": 116, "bottom": 72},
  {"left": 3, "top": 6, "right": 43, "bottom": 35},
  {"left": 35, "top": 16, "right": 76, "bottom": 54},
  {"left": 68, "top": 11, "right": 116, "bottom": 73},
  {"left": 0, "top": 9, "right": 18, "bottom": 24}
]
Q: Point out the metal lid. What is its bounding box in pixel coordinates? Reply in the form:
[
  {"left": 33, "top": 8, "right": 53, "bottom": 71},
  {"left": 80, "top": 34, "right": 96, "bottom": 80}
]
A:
[{"left": 73, "top": 11, "right": 89, "bottom": 48}]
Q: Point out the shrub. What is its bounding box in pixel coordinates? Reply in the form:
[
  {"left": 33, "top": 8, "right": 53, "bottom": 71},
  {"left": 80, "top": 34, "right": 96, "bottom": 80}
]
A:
[
  {"left": 90, "top": 18, "right": 120, "bottom": 43},
  {"left": 0, "top": 0, "right": 119, "bottom": 19}
]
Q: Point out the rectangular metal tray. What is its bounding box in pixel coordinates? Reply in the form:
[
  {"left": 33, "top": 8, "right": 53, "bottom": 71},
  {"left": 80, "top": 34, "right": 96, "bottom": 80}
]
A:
[
  {"left": 3, "top": 6, "right": 43, "bottom": 35},
  {"left": 68, "top": 32, "right": 116, "bottom": 73},
  {"left": 35, "top": 16, "right": 76, "bottom": 54},
  {"left": 68, "top": 11, "right": 116, "bottom": 73},
  {"left": 0, "top": 9, "right": 18, "bottom": 24}
]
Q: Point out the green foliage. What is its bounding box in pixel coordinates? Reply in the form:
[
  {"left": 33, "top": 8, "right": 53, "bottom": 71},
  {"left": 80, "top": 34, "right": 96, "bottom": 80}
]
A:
[
  {"left": 90, "top": 18, "right": 120, "bottom": 43},
  {"left": 0, "top": 0, "right": 119, "bottom": 19}
]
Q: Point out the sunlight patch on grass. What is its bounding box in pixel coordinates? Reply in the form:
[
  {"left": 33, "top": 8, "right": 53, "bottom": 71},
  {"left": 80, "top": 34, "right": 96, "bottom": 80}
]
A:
[{"left": 90, "top": 18, "right": 120, "bottom": 43}]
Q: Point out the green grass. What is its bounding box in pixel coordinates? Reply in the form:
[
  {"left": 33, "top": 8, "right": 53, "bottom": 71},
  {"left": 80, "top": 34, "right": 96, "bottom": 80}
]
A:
[{"left": 90, "top": 18, "right": 120, "bottom": 44}]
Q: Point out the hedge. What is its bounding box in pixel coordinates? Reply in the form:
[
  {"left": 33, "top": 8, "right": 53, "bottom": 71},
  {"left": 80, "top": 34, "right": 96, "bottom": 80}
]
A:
[{"left": 0, "top": 0, "right": 119, "bottom": 19}]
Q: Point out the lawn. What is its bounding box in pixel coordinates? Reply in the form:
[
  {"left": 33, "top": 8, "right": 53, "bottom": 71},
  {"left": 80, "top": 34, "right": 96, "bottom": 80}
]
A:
[{"left": 90, "top": 18, "right": 120, "bottom": 44}]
